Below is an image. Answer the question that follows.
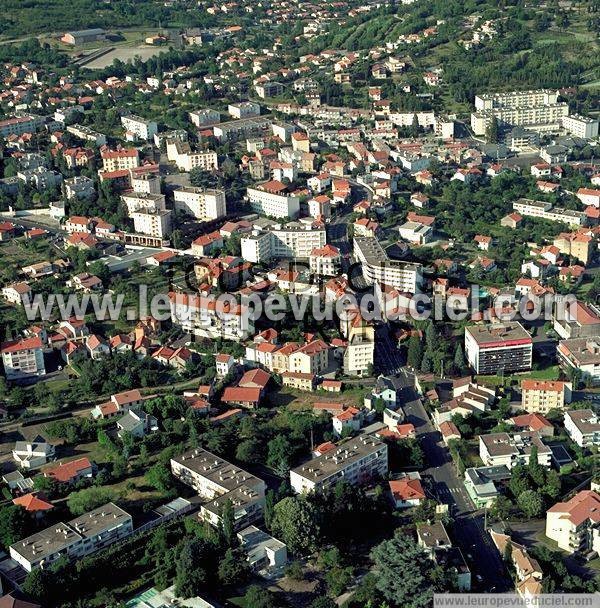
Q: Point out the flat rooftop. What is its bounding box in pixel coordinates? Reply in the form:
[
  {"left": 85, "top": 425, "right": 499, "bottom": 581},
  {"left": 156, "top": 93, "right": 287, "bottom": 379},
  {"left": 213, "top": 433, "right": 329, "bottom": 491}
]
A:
[
  {"left": 465, "top": 322, "right": 531, "bottom": 347},
  {"left": 172, "top": 448, "right": 263, "bottom": 493},
  {"left": 69, "top": 502, "right": 131, "bottom": 539},
  {"left": 291, "top": 434, "right": 386, "bottom": 482}
]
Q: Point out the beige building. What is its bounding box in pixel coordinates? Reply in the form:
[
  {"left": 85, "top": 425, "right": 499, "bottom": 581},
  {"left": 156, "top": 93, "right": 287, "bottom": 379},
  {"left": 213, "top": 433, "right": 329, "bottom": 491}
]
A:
[
  {"left": 174, "top": 187, "right": 227, "bottom": 221},
  {"left": 546, "top": 490, "right": 600, "bottom": 554},
  {"left": 521, "top": 380, "right": 572, "bottom": 414},
  {"left": 554, "top": 231, "right": 594, "bottom": 265},
  {"left": 101, "top": 149, "right": 139, "bottom": 172}
]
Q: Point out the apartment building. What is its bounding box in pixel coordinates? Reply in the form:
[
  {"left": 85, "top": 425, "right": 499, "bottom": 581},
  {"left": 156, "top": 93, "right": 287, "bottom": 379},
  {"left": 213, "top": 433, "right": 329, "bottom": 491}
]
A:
[
  {"left": 168, "top": 291, "right": 254, "bottom": 341},
  {"left": 561, "top": 114, "right": 599, "bottom": 139},
  {"left": 564, "top": 409, "right": 600, "bottom": 448},
  {"left": 553, "top": 231, "right": 594, "bottom": 265},
  {"left": 512, "top": 198, "right": 586, "bottom": 227},
  {"left": 189, "top": 108, "right": 221, "bottom": 127},
  {"left": 246, "top": 181, "right": 301, "bottom": 219},
  {"left": 101, "top": 149, "right": 140, "bottom": 172},
  {"left": 546, "top": 490, "right": 600, "bottom": 555},
  {"left": 228, "top": 102, "right": 261, "bottom": 119},
  {"left": 173, "top": 187, "right": 227, "bottom": 221},
  {"left": 521, "top": 380, "right": 572, "bottom": 413},
  {"left": 0, "top": 115, "right": 45, "bottom": 138},
  {"left": 131, "top": 173, "right": 162, "bottom": 195},
  {"left": 171, "top": 448, "right": 266, "bottom": 529},
  {"left": 557, "top": 337, "right": 600, "bottom": 385},
  {"left": 129, "top": 209, "right": 171, "bottom": 238},
  {"left": 344, "top": 320, "right": 375, "bottom": 377},
  {"left": 1, "top": 336, "right": 46, "bottom": 380},
  {"left": 553, "top": 300, "right": 600, "bottom": 340},
  {"left": 309, "top": 244, "right": 341, "bottom": 276},
  {"left": 10, "top": 502, "right": 132, "bottom": 572},
  {"left": 121, "top": 191, "right": 166, "bottom": 215},
  {"left": 121, "top": 115, "right": 158, "bottom": 141},
  {"left": 353, "top": 237, "right": 422, "bottom": 294},
  {"left": 479, "top": 431, "right": 552, "bottom": 469},
  {"left": 66, "top": 124, "right": 107, "bottom": 146},
  {"left": 213, "top": 116, "right": 272, "bottom": 143},
  {"left": 242, "top": 222, "right": 327, "bottom": 264},
  {"left": 290, "top": 434, "right": 388, "bottom": 494},
  {"left": 471, "top": 89, "right": 568, "bottom": 135},
  {"left": 288, "top": 339, "right": 329, "bottom": 375},
  {"left": 464, "top": 322, "right": 532, "bottom": 374},
  {"left": 166, "top": 140, "right": 219, "bottom": 172}
]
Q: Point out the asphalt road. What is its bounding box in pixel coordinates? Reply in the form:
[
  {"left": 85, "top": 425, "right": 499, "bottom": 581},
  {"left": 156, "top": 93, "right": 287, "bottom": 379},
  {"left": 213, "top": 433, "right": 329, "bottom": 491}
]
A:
[
  {"left": 403, "top": 396, "right": 512, "bottom": 592},
  {"left": 374, "top": 324, "right": 404, "bottom": 375}
]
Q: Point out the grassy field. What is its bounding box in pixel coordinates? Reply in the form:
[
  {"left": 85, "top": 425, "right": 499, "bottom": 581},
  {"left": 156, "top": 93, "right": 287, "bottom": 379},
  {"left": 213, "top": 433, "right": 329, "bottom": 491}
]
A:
[{"left": 476, "top": 365, "right": 561, "bottom": 387}]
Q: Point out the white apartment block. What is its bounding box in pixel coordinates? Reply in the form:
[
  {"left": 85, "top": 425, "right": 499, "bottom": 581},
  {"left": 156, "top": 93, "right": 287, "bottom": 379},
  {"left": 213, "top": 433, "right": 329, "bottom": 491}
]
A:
[
  {"left": 121, "top": 191, "right": 166, "bottom": 215},
  {"left": 353, "top": 237, "right": 422, "bottom": 293},
  {"left": 479, "top": 432, "right": 551, "bottom": 469},
  {"left": 173, "top": 187, "right": 227, "bottom": 221},
  {"left": 0, "top": 115, "right": 45, "bottom": 138},
  {"left": 9, "top": 503, "right": 132, "bottom": 572},
  {"left": 246, "top": 185, "right": 300, "bottom": 219},
  {"left": 228, "top": 101, "right": 261, "bottom": 119},
  {"left": 66, "top": 124, "right": 107, "bottom": 146},
  {"left": 169, "top": 292, "right": 254, "bottom": 341},
  {"left": 131, "top": 173, "right": 161, "bottom": 195},
  {"left": 166, "top": 140, "right": 218, "bottom": 172},
  {"left": 562, "top": 114, "right": 599, "bottom": 140},
  {"left": 290, "top": 435, "right": 388, "bottom": 494},
  {"left": 189, "top": 108, "right": 221, "bottom": 127},
  {"left": 557, "top": 338, "right": 600, "bottom": 386},
  {"left": 309, "top": 244, "right": 341, "bottom": 276},
  {"left": 65, "top": 176, "right": 96, "bottom": 200},
  {"left": 471, "top": 89, "right": 569, "bottom": 135},
  {"left": 241, "top": 223, "right": 326, "bottom": 263},
  {"left": 465, "top": 323, "right": 532, "bottom": 375},
  {"left": 171, "top": 448, "right": 266, "bottom": 529},
  {"left": 121, "top": 115, "right": 158, "bottom": 140},
  {"left": 546, "top": 490, "right": 600, "bottom": 555},
  {"left": 564, "top": 409, "right": 600, "bottom": 448},
  {"left": 1, "top": 336, "right": 46, "bottom": 380},
  {"left": 131, "top": 210, "right": 172, "bottom": 238},
  {"left": 521, "top": 380, "right": 572, "bottom": 414},
  {"left": 513, "top": 198, "right": 586, "bottom": 227}
]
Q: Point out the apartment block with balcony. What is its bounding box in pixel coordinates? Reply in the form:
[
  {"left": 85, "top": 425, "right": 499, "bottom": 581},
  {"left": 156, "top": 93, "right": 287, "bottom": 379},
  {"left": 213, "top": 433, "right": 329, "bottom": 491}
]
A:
[
  {"left": 564, "top": 409, "right": 600, "bottom": 448},
  {"left": 521, "top": 380, "right": 572, "bottom": 414},
  {"left": 465, "top": 322, "right": 532, "bottom": 375},
  {"left": 290, "top": 435, "right": 388, "bottom": 494},
  {"left": 171, "top": 448, "right": 266, "bottom": 529},
  {"left": 546, "top": 490, "right": 600, "bottom": 555}
]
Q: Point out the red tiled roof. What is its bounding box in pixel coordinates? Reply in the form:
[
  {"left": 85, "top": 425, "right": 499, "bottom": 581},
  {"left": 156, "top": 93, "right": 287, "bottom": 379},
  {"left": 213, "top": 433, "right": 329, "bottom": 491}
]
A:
[
  {"left": 44, "top": 457, "right": 92, "bottom": 482},
  {"left": 13, "top": 493, "right": 53, "bottom": 512}
]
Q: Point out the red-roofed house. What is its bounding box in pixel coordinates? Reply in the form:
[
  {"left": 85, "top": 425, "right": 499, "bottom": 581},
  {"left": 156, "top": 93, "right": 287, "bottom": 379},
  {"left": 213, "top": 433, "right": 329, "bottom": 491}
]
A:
[
  {"left": 388, "top": 477, "right": 426, "bottom": 508},
  {"left": 221, "top": 386, "right": 262, "bottom": 409},
  {"left": 44, "top": 457, "right": 94, "bottom": 483},
  {"left": 13, "top": 493, "right": 53, "bottom": 517}
]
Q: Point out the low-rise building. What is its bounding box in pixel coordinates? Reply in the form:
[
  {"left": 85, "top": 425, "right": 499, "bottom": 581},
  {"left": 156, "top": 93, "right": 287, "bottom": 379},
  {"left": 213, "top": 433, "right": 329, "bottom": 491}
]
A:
[
  {"left": 557, "top": 337, "right": 600, "bottom": 386},
  {"left": 171, "top": 448, "right": 266, "bottom": 529},
  {"left": 564, "top": 409, "right": 600, "bottom": 448},
  {"left": 479, "top": 432, "right": 551, "bottom": 469},
  {"left": 290, "top": 434, "right": 388, "bottom": 494},
  {"left": 9, "top": 502, "right": 132, "bottom": 572}
]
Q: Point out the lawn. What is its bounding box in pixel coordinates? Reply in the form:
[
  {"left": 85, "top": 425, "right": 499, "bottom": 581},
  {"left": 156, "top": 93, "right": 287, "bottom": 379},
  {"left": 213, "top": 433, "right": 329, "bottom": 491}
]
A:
[
  {"left": 267, "top": 386, "right": 367, "bottom": 411},
  {"left": 476, "top": 365, "right": 560, "bottom": 387}
]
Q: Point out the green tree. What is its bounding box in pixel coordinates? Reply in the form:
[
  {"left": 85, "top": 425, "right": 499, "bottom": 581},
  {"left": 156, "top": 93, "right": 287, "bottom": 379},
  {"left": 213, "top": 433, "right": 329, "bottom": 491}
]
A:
[
  {"left": 242, "top": 585, "right": 277, "bottom": 608},
  {"left": 517, "top": 490, "right": 544, "bottom": 518},
  {"left": 370, "top": 532, "right": 433, "bottom": 607},
  {"left": 486, "top": 116, "right": 499, "bottom": 144},
  {"left": 528, "top": 446, "right": 546, "bottom": 487},
  {"left": 144, "top": 462, "right": 173, "bottom": 494},
  {"left": 0, "top": 504, "right": 29, "bottom": 549},
  {"left": 407, "top": 335, "right": 423, "bottom": 369},
  {"left": 218, "top": 548, "right": 250, "bottom": 586},
  {"left": 221, "top": 498, "right": 236, "bottom": 548},
  {"left": 174, "top": 537, "right": 215, "bottom": 599},
  {"left": 267, "top": 435, "right": 292, "bottom": 476},
  {"left": 453, "top": 344, "right": 465, "bottom": 372},
  {"left": 271, "top": 496, "right": 321, "bottom": 554},
  {"left": 67, "top": 486, "right": 116, "bottom": 515}
]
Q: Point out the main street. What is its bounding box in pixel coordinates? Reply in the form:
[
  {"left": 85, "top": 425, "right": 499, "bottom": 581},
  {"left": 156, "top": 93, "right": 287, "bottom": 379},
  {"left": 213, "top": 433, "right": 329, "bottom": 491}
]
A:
[{"left": 403, "top": 396, "right": 512, "bottom": 591}]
